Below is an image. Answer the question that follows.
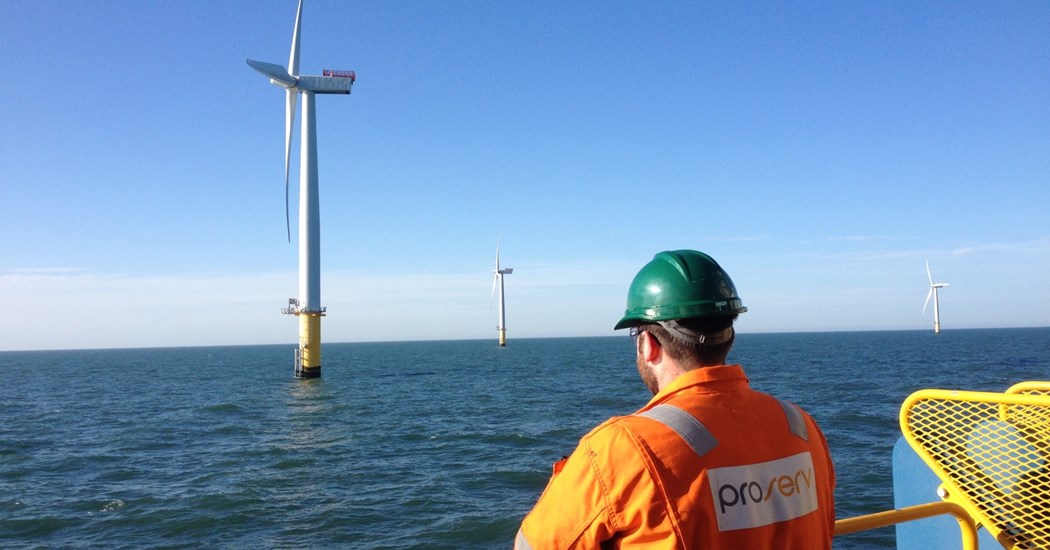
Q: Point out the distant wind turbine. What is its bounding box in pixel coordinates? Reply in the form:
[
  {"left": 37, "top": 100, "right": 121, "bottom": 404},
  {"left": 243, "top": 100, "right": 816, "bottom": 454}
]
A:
[
  {"left": 492, "top": 237, "right": 514, "bottom": 347},
  {"left": 247, "top": 0, "right": 356, "bottom": 378},
  {"left": 923, "top": 261, "right": 950, "bottom": 334}
]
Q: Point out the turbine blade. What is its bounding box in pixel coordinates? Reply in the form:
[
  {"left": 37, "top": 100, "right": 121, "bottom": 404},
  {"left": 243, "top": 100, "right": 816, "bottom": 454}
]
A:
[
  {"left": 491, "top": 274, "right": 498, "bottom": 297},
  {"left": 284, "top": 88, "right": 298, "bottom": 242},
  {"left": 285, "top": 176, "right": 291, "bottom": 243},
  {"left": 247, "top": 59, "right": 297, "bottom": 88},
  {"left": 923, "top": 288, "right": 933, "bottom": 314},
  {"left": 495, "top": 234, "right": 501, "bottom": 270},
  {"left": 288, "top": 0, "right": 303, "bottom": 77},
  {"left": 926, "top": 260, "right": 934, "bottom": 285}
]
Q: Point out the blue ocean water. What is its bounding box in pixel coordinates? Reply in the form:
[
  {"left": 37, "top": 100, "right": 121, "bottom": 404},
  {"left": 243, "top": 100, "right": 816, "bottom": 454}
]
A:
[{"left": 1, "top": 328, "right": 1048, "bottom": 549}]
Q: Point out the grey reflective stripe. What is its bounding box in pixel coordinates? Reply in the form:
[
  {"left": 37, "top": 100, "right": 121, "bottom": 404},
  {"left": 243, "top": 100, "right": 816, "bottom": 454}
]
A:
[
  {"left": 514, "top": 529, "right": 533, "bottom": 550},
  {"left": 637, "top": 404, "right": 718, "bottom": 459},
  {"left": 777, "top": 398, "right": 809, "bottom": 441}
]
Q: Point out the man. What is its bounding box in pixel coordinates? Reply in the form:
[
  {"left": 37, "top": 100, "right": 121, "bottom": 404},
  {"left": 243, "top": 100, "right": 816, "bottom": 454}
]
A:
[{"left": 515, "top": 250, "right": 835, "bottom": 549}]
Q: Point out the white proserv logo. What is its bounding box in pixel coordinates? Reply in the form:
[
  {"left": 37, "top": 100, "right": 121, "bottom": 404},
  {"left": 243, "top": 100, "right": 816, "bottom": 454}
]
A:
[{"left": 708, "top": 452, "right": 818, "bottom": 532}]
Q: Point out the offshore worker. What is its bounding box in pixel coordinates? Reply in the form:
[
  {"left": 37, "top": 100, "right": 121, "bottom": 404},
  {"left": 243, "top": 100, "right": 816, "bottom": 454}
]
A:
[{"left": 515, "top": 250, "right": 836, "bottom": 549}]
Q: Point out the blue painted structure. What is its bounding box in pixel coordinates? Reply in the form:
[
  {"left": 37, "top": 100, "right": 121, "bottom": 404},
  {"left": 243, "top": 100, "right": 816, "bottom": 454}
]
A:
[{"left": 892, "top": 436, "right": 1000, "bottom": 548}]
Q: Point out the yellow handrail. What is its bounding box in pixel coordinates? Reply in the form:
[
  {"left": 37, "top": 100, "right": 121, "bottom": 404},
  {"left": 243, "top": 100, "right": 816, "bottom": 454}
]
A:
[
  {"left": 901, "top": 388, "right": 1050, "bottom": 548},
  {"left": 1005, "top": 381, "right": 1050, "bottom": 396},
  {"left": 834, "top": 501, "right": 978, "bottom": 550}
]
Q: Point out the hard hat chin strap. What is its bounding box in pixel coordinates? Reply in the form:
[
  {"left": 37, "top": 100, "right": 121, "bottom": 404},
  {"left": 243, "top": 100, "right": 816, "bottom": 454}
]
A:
[{"left": 657, "top": 320, "right": 734, "bottom": 346}]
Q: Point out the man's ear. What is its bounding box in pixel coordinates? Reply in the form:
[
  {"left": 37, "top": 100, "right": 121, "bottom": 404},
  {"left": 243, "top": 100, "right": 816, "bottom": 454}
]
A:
[{"left": 640, "top": 331, "right": 661, "bottom": 363}]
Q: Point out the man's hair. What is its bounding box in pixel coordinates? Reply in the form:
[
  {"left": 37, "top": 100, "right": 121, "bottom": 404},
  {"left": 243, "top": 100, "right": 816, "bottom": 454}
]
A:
[{"left": 642, "top": 315, "right": 737, "bottom": 368}]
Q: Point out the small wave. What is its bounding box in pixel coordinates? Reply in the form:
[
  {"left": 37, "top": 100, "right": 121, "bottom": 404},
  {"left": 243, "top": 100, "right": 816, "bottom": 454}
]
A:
[
  {"left": 377, "top": 371, "right": 437, "bottom": 378},
  {"left": 202, "top": 403, "right": 242, "bottom": 414},
  {"left": 0, "top": 449, "right": 30, "bottom": 463},
  {"left": 206, "top": 424, "right": 248, "bottom": 436},
  {"left": 271, "top": 458, "right": 315, "bottom": 470},
  {"left": 100, "top": 499, "right": 125, "bottom": 512},
  {"left": 0, "top": 514, "right": 77, "bottom": 539}
]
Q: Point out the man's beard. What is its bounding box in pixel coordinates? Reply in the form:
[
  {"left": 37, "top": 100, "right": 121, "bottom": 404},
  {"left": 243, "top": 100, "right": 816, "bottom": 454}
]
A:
[{"left": 636, "top": 353, "right": 659, "bottom": 395}]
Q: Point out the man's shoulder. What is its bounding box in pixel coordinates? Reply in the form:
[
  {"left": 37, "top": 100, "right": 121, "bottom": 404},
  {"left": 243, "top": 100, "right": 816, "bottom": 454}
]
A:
[{"left": 581, "top": 413, "right": 645, "bottom": 445}]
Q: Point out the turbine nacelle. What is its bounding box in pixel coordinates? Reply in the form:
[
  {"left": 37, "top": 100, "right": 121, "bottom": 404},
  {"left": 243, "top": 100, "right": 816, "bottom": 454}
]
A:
[
  {"left": 247, "top": 62, "right": 355, "bottom": 95},
  {"left": 298, "top": 75, "right": 355, "bottom": 94}
]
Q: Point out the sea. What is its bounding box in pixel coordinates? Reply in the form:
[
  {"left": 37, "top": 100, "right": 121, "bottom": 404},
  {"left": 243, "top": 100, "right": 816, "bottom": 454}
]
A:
[{"left": 1, "top": 328, "right": 1048, "bottom": 549}]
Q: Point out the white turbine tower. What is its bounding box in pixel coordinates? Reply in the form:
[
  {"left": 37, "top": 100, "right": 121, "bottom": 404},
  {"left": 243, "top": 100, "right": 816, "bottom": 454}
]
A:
[
  {"left": 923, "top": 261, "right": 950, "bottom": 334},
  {"left": 247, "top": 0, "right": 355, "bottom": 378},
  {"left": 492, "top": 238, "right": 514, "bottom": 347}
]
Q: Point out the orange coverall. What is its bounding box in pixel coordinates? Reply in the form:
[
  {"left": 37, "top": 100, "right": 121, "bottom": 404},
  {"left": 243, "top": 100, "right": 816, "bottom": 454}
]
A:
[{"left": 515, "top": 364, "right": 836, "bottom": 549}]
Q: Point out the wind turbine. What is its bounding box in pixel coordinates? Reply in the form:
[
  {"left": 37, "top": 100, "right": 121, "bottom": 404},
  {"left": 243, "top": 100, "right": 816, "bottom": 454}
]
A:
[
  {"left": 247, "top": 0, "right": 355, "bottom": 378},
  {"left": 923, "top": 261, "right": 950, "bottom": 334},
  {"left": 492, "top": 238, "right": 514, "bottom": 346}
]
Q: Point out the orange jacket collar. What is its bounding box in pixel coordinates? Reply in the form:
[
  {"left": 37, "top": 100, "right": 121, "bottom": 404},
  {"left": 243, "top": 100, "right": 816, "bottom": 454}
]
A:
[{"left": 645, "top": 364, "right": 749, "bottom": 408}]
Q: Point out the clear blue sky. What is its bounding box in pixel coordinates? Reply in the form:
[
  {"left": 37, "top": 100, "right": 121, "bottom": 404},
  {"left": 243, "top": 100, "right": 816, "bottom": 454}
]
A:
[{"left": 2, "top": 0, "right": 1047, "bottom": 351}]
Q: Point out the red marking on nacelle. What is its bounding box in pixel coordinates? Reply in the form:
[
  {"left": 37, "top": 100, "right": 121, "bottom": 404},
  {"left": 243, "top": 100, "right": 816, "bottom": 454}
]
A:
[{"left": 322, "top": 69, "right": 356, "bottom": 82}]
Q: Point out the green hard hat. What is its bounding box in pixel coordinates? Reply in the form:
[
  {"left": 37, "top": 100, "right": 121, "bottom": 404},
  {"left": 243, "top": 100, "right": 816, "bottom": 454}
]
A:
[{"left": 614, "top": 250, "right": 747, "bottom": 330}]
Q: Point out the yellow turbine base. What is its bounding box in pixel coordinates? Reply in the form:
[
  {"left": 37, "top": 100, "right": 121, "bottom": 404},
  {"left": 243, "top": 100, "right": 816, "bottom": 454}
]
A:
[
  {"left": 298, "top": 313, "right": 322, "bottom": 378},
  {"left": 498, "top": 328, "right": 506, "bottom": 347}
]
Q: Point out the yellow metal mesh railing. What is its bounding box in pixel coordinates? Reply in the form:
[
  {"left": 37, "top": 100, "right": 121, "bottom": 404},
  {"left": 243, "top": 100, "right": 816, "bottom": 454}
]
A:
[
  {"left": 1002, "top": 383, "right": 1050, "bottom": 463},
  {"left": 902, "top": 388, "right": 1050, "bottom": 549},
  {"left": 1006, "top": 382, "right": 1050, "bottom": 397}
]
